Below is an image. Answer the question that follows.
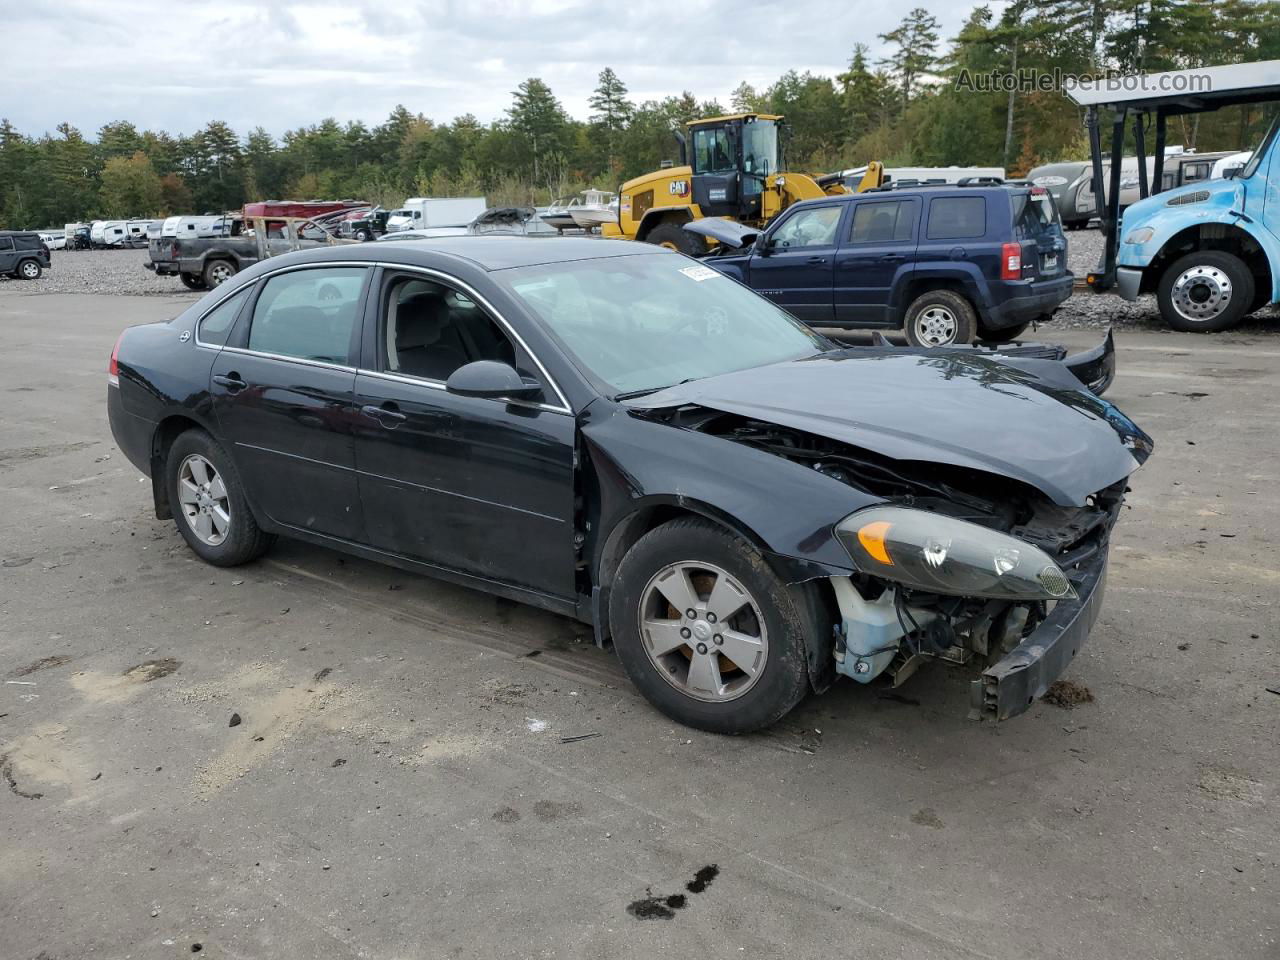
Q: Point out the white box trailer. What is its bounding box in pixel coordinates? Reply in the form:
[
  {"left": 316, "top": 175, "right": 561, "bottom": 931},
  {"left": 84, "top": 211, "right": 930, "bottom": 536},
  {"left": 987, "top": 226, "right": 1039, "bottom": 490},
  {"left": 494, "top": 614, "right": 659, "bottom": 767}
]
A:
[{"left": 385, "top": 197, "right": 487, "bottom": 233}]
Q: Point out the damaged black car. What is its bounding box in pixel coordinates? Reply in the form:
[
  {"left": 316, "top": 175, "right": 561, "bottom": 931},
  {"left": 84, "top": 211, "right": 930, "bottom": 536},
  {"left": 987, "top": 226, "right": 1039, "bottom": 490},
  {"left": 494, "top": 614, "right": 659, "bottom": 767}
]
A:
[{"left": 106, "top": 237, "right": 1153, "bottom": 733}]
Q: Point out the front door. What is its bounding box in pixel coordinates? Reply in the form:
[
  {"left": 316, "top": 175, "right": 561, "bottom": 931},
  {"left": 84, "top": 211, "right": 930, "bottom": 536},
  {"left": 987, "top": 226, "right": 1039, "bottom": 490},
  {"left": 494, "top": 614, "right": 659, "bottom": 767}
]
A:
[
  {"left": 834, "top": 197, "right": 919, "bottom": 325},
  {"left": 209, "top": 264, "right": 370, "bottom": 541},
  {"left": 748, "top": 203, "right": 844, "bottom": 323},
  {"left": 351, "top": 271, "right": 577, "bottom": 600}
]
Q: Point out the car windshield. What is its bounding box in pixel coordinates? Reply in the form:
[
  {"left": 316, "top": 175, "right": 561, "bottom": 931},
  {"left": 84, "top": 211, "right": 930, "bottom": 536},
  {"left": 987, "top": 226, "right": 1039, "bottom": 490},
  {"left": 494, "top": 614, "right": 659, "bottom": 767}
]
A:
[
  {"left": 1240, "top": 115, "right": 1277, "bottom": 180},
  {"left": 499, "top": 253, "right": 828, "bottom": 397}
]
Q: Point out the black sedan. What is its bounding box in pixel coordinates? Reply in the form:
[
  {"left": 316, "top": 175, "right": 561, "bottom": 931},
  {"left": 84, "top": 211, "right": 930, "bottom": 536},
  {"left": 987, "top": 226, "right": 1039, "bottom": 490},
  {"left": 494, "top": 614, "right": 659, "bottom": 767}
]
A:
[{"left": 107, "top": 237, "right": 1153, "bottom": 733}]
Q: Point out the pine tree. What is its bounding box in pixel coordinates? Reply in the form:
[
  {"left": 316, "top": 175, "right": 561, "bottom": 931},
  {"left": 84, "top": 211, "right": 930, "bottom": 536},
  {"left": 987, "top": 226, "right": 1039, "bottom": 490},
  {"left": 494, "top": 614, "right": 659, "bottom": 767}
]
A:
[
  {"left": 588, "top": 68, "right": 633, "bottom": 172},
  {"left": 879, "top": 8, "right": 942, "bottom": 106},
  {"left": 508, "top": 78, "right": 568, "bottom": 179}
]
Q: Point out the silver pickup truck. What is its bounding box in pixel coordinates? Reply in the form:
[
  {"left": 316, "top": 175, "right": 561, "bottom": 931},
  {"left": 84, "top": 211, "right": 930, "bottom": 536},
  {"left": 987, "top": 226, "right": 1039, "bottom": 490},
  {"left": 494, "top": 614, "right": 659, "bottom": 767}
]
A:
[{"left": 146, "top": 217, "right": 345, "bottom": 290}]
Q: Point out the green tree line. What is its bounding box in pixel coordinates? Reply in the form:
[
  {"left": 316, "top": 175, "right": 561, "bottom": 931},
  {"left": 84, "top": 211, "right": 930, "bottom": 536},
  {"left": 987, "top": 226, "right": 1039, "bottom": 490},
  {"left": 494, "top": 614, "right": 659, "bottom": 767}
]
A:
[{"left": 2, "top": 0, "right": 1278, "bottom": 229}]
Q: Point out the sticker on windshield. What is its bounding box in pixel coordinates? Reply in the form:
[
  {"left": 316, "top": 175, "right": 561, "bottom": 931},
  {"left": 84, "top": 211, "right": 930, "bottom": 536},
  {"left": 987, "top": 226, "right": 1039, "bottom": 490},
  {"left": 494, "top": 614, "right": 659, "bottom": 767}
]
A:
[{"left": 678, "top": 265, "right": 721, "bottom": 282}]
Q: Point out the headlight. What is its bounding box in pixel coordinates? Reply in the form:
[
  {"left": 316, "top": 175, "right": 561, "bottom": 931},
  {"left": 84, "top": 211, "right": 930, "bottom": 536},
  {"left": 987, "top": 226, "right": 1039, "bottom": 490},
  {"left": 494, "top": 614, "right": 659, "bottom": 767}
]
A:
[
  {"left": 834, "top": 507, "right": 1077, "bottom": 601},
  {"left": 1124, "top": 226, "right": 1154, "bottom": 244}
]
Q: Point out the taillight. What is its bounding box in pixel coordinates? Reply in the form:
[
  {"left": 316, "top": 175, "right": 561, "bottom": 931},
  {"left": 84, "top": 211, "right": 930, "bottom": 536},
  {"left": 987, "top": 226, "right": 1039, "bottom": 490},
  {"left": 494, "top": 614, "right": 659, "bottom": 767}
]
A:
[
  {"left": 1001, "top": 242, "right": 1022, "bottom": 281},
  {"left": 108, "top": 331, "right": 124, "bottom": 385},
  {"left": 170, "top": 241, "right": 180, "bottom": 257}
]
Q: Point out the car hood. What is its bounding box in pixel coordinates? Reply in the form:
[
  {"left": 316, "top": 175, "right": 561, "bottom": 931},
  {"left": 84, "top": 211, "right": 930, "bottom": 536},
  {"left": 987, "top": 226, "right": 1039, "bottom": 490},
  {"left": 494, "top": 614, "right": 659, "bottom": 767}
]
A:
[
  {"left": 1122, "top": 177, "right": 1243, "bottom": 225},
  {"left": 626, "top": 351, "right": 1152, "bottom": 506}
]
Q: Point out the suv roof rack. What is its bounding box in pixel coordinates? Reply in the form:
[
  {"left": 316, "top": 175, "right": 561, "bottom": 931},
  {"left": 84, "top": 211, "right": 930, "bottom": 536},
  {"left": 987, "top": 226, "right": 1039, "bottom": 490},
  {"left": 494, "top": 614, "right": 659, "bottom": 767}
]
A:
[{"left": 863, "top": 177, "right": 1012, "bottom": 193}]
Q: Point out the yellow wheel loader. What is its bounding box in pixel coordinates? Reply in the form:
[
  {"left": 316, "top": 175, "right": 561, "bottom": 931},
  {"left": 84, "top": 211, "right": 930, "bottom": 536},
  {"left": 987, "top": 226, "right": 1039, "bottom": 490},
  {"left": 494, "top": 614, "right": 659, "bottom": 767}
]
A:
[{"left": 601, "top": 113, "right": 883, "bottom": 255}]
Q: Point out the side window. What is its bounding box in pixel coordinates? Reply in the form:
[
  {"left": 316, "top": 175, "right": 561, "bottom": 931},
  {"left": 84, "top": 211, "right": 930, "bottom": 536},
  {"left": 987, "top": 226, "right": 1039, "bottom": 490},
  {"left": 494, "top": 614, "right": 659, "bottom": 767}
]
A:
[
  {"left": 247, "top": 267, "right": 367, "bottom": 364},
  {"left": 198, "top": 285, "right": 253, "bottom": 347},
  {"left": 849, "top": 200, "right": 916, "bottom": 244},
  {"left": 382, "top": 275, "right": 516, "bottom": 382},
  {"left": 926, "top": 197, "right": 987, "bottom": 240},
  {"left": 693, "top": 127, "right": 734, "bottom": 175},
  {"left": 770, "top": 206, "right": 842, "bottom": 249},
  {"left": 0, "top": 238, "right": 14, "bottom": 251}
]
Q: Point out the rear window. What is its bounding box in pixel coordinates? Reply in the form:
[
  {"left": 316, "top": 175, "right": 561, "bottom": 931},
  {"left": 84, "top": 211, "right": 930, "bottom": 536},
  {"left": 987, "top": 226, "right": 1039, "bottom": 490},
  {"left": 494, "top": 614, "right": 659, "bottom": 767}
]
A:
[
  {"left": 1011, "top": 191, "right": 1059, "bottom": 240},
  {"left": 926, "top": 197, "right": 986, "bottom": 240},
  {"left": 14, "top": 235, "right": 40, "bottom": 250}
]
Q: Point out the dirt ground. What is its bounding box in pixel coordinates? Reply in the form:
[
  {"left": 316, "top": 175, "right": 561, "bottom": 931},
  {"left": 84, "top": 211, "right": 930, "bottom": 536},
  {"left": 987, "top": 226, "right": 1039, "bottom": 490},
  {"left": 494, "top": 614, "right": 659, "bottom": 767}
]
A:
[{"left": 0, "top": 288, "right": 1276, "bottom": 959}]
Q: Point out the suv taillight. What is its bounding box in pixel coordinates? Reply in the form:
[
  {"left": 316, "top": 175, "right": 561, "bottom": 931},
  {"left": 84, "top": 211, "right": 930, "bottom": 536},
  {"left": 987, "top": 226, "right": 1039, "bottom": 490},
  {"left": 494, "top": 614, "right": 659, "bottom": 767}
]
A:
[
  {"left": 108, "top": 331, "right": 124, "bottom": 385},
  {"left": 1001, "top": 242, "right": 1022, "bottom": 280}
]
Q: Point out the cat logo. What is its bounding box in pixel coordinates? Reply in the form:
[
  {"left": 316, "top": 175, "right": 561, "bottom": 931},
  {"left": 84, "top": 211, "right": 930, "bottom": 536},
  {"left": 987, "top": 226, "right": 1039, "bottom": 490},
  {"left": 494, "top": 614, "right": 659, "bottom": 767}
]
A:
[{"left": 668, "top": 180, "right": 690, "bottom": 197}]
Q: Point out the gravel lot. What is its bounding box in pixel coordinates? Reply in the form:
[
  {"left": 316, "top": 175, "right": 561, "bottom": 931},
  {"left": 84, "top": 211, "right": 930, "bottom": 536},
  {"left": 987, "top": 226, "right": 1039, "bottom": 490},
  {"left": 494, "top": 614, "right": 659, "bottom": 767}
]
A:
[
  {"left": 3, "top": 241, "right": 1277, "bottom": 333},
  {"left": 1, "top": 295, "right": 1276, "bottom": 959}
]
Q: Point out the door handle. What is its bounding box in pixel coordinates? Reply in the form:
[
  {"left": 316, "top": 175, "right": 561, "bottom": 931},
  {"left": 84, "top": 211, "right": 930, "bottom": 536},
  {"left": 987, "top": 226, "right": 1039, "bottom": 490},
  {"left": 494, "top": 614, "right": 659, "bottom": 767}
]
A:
[
  {"left": 806, "top": 256, "right": 827, "bottom": 264},
  {"left": 879, "top": 254, "right": 905, "bottom": 262},
  {"left": 361, "top": 403, "right": 408, "bottom": 428},
  {"left": 213, "top": 373, "right": 246, "bottom": 392}
]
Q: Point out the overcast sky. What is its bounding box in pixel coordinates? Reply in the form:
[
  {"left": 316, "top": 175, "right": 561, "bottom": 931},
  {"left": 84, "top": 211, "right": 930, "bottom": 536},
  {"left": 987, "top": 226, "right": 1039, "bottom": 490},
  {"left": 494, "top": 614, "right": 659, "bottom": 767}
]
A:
[{"left": 7, "top": 0, "right": 980, "bottom": 139}]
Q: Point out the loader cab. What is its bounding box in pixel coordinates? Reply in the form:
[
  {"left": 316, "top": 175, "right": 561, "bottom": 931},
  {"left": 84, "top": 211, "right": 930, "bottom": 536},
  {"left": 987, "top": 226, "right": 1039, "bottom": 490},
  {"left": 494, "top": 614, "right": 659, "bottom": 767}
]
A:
[{"left": 686, "top": 114, "right": 782, "bottom": 222}]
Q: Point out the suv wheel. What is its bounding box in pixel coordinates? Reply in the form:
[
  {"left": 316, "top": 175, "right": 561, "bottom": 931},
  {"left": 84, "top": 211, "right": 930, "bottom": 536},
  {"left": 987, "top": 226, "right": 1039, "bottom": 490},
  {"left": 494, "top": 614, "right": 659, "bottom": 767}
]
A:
[
  {"left": 608, "top": 518, "right": 812, "bottom": 734},
  {"left": 904, "top": 290, "right": 975, "bottom": 346},
  {"left": 1157, "top": 251, "right": 1254, "bottom": 332},
  {"left": 166, "top": 429, "right": 274, "bottom": 566},
  {"left": 17, "top": 259, "right": 42, "bottom": 280}
]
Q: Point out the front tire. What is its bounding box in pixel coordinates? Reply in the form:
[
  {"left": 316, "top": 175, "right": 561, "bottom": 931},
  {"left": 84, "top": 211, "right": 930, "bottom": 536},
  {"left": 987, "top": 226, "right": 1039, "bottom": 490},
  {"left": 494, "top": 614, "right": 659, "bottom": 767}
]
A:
[
  {"left": 17, "top": 259, "right": 42, "bottom": 280},
  {"left": 608, "top": 518, "right": 811, "bottom": 734},
  {"left": 645, "top": 222, "right": 704, "bottom": 257},
  {"left": 903, "top": 289, "right": 975, "bottom": 346},
  {"left": 166, "top": 430, "right": 273, "bottom": 567},
  {"left": 1157, "top": 251, "right": 1254, "bottom": 332}
]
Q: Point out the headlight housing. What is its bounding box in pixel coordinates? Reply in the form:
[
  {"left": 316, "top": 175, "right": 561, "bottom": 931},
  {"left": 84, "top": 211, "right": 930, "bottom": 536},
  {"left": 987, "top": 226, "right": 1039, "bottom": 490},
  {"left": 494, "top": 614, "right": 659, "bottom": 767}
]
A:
[
  {"left": 835, "top": 507, "right": 1077, "bottom": 601},
  {"left": 1124, "top": 226, "right": 1154, "bottom": 244}
]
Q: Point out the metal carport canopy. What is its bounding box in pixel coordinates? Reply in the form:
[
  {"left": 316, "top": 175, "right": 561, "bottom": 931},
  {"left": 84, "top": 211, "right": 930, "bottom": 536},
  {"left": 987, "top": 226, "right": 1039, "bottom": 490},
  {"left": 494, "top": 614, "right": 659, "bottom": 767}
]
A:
[{"left": 1064, "top": 61, "right": 1280, "bottom": 115}]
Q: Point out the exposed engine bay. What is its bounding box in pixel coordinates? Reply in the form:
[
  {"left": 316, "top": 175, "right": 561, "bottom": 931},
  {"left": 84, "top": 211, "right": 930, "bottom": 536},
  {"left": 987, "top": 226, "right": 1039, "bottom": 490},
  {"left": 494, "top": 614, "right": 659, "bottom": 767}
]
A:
[{"left": 649, "top": 404, "right": 1127, "bottom": 687}]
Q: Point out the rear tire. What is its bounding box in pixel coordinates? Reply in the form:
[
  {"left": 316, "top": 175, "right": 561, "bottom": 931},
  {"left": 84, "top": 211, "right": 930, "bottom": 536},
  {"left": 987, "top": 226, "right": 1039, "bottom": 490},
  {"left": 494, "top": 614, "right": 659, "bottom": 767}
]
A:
[
  {"left": 180, "top": 273, "right": 207, "bottom": 291},
  {"left": 645, "top": 222, "right": 704, "bottom": 257},
  {"left": 1157, "top": 251, "right": 1253, "bottom": 332},
  {"left": 903, "top": 289, "right": 975, "bottom": 346},
  {"left": 166, "top": 429, "right": 274, "bottom": 567},
  {"left": 17, "top": 259, "right": 42, "bottom": 280},
  {"left": 203, "top": 258, "right": 237, "bottom": 288},
  {"left": 976, "top": 320, "right": 1029, "bottom": 343},
  {"left": 608, "top": 518, "right": 811, "bottom": 734}
]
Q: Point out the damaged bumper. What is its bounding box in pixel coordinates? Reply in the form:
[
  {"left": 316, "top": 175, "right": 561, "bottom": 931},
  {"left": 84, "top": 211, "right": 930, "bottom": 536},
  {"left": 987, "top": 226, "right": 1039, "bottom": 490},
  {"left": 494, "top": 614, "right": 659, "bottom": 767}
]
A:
[{"left": 969, "top": 556, "right": 1107, "bottom": 722}]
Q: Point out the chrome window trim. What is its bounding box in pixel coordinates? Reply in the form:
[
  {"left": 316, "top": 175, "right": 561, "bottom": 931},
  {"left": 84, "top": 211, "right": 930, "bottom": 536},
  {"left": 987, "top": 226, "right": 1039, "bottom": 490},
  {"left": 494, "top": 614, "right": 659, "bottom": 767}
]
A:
[
  {"left": 370, "top": 261, "right": 573, "bottom": 414},
  {"left": 356, "top": 368, "right": 569, "bottom": 416},
  {"left": 193, "top": 258, "right": 574, "bottom": 415}
]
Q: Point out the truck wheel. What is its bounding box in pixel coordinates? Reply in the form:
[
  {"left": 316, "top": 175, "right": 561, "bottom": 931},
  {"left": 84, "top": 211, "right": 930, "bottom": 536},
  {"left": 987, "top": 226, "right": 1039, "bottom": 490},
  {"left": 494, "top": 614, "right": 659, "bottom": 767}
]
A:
[
  {"left": 904, "top": 290, "right": 975, "bottom": 346},
  {"left": 976, "top": 321, "right": 1029, "bottom": 343},
  {"left": 17, "top": 259, "right": 42, "bottom": 280},
  {"left": 1157, "top": 251, "right": 1254, "bottom": 332},
  {"left": 203, "top": 259, "right": 237, "bottom": 288},
  {"left": 608, "top": 518, "right": 813, "bottom": 734},
  {"left": 645, "top": 222, "right": 704, "bottom": 257},
  {"left": 355, "top": 229, "right": 370, "bottom": 242},
  {"left": 180, "top": 273, "right": 208, "bottom": 291}
]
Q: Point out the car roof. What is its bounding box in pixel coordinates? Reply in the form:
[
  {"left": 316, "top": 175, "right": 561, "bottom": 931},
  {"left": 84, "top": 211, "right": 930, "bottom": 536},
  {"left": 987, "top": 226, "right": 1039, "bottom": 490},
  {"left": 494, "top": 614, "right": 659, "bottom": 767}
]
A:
[{"left": 296, "top": 235, "right": 668, "bottom": 272}]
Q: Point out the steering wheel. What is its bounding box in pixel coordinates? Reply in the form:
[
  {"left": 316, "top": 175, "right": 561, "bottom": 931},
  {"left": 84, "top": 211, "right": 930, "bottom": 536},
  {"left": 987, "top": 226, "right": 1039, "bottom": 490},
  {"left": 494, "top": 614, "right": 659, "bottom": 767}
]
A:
[{"left": 318, "top": 282, "right": 342, "bottom": 302}]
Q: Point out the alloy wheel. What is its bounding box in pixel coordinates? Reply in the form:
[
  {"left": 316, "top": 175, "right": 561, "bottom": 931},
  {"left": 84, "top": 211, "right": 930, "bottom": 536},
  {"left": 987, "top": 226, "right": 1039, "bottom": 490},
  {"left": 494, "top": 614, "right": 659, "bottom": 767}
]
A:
[
  {"left": 637, "top": 561, "right": 769, "bottom": 703},
  {"left": 178, "top": 454, "right": 231, "bottom": 546},
  {"left": 208, "top": 263, "right": 233, "bottom": 285},
  {"left": 20, "top": 261, "right": 39, "bottom": 279},
  {"left": 1170, "top": 265, "right": 1232, "bottom": 323},
  {"left": 914, "top": 306, "right": 958, "bottom": 346}
]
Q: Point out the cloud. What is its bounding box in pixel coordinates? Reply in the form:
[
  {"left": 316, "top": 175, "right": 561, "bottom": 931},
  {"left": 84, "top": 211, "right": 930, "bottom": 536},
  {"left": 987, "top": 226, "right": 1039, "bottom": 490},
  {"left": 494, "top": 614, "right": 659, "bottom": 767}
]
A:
[{"left": 8, "top": 0, "right": 977, "bottom": 138}]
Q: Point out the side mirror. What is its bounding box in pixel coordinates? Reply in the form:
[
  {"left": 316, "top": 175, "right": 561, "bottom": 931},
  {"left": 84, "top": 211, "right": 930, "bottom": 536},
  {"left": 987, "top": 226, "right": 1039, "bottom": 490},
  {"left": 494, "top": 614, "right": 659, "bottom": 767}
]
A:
[
  {"left": 445, "top": 360, "right": 542, "bottom": 401},
  {"left": 755, "top": 234, "right": 774, "bottom": 256}
]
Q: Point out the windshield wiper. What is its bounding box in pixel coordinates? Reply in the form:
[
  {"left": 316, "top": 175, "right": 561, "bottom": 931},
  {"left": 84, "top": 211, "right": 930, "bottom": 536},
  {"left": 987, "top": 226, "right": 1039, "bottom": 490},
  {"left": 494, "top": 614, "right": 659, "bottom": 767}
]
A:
[{"left": 614, "top": 378, "right": 698, "bottom": 402}]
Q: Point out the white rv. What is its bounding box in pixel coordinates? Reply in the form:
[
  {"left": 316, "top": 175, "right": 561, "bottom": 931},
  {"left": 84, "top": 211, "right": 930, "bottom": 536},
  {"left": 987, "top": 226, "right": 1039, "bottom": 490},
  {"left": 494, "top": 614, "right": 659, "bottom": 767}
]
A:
[{"left": 385, "top": 197, "right": 488, "bottom": 233}]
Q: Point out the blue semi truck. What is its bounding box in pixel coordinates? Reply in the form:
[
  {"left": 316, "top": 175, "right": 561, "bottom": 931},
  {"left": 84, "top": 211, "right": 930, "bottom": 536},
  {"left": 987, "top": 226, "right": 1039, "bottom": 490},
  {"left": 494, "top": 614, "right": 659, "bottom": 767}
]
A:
[{"left": 1066, "top": 61, "right": 1280, "bottom": 332}]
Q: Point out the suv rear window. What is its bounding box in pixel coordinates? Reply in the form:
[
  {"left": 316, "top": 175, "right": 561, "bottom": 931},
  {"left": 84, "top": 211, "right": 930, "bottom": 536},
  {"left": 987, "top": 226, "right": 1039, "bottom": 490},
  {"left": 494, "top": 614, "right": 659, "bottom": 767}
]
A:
[
  {"left": 926, "top": 197, "right": 986, "bottom": 240},
  {"left": 1011, "top": 191, "right": 1059, "bottom": 239},
  {"left": 14, "top": 235, "right": 40, "bottom": 250}
]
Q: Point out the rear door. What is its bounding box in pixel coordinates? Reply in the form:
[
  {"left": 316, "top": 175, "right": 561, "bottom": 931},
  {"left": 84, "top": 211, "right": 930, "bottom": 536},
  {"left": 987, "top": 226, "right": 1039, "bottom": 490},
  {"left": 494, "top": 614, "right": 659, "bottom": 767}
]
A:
[
  {"left": 0, "top": 236, "right": 15, "bottom": 273},
  {"left": 834, "top": 197, "right": 919, "bottom": 325},
  {"left": 915, "top": 193, "right": 994, "bottom": 284},
  {"left": 1011, "top": 190, "right": 1067, "bottom": 280},
  {"left": 209, "top": 264, "right": 370, "bottom": 541},
  {"left": 747, "top": 203, "right": 844, "bottom": 323}
]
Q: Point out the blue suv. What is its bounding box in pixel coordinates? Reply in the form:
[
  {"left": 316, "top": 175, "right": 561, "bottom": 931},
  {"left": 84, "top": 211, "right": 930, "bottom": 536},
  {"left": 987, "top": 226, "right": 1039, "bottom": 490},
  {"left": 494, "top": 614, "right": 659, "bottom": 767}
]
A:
[{"left": 690, "top": 183, "right": 1073, "bottom": 346}]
